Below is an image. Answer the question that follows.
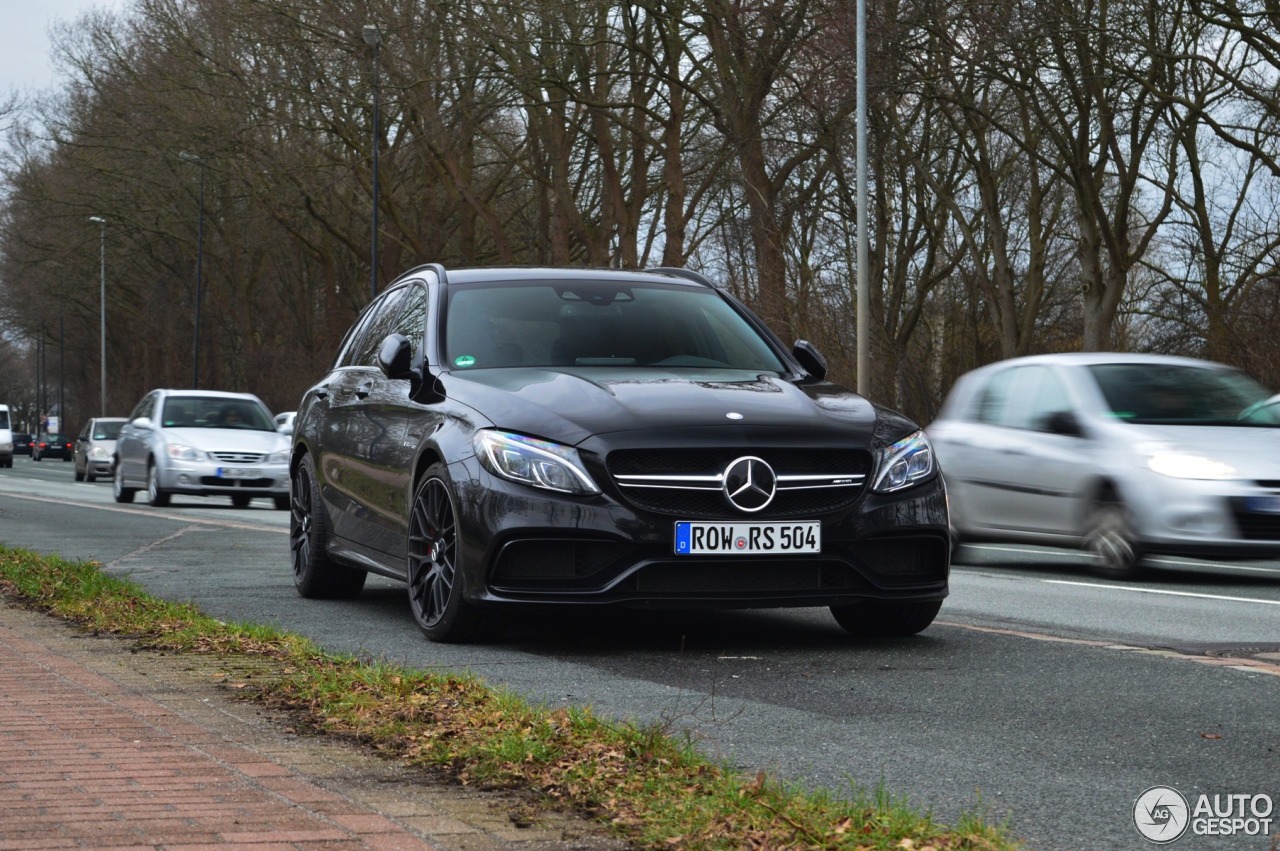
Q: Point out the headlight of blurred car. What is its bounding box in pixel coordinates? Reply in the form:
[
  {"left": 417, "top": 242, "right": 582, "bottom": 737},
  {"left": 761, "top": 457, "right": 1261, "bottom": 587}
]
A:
[
  {"left": 90, "top": 446, "right": 110, "bottom": 459},
  {"left": 475, "top": 430, "right": 600, "bottom": 495},
  {"left": 265, "top": 450, "right": 290, "bottom": 464},
  {"left": 873, "top": 430, "right": 935, "bottom": 493},
  {"left": 1141, "top": 443, "right": 1237, "bottom": 480},
  {"left": 166, "top": 443, "right": 206, "bottom": 462}
]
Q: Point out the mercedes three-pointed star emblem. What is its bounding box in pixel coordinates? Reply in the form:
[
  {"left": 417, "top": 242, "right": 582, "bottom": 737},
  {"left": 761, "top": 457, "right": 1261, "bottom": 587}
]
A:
[{"left": 722, "top": 456, "right": 777, "bottom": 513}]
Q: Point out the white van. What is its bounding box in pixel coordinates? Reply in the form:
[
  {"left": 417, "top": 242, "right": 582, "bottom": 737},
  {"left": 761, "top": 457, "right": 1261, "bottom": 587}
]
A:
[{"left": 0, "top": 404, "right": 12, "bottom": 468}]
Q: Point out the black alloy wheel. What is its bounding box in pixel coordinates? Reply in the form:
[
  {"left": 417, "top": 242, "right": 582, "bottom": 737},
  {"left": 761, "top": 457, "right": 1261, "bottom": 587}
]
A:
[
  {"left": 406, "top": 464, "right": 501, "bottom": 643},
  {"left": 290, "top": 454, "right": 365, "bottom": 598}
]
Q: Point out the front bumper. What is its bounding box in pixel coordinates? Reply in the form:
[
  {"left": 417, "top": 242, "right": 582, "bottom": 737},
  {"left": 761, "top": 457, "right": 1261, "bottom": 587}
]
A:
[
  {"left": 157, "top": 459, "right": 289, "bottom": 496},
  {"left": 1127, "top": 469, "right": 1280, "bottom": 559},
  {"left": 451, "top": 458, "right": 950, "bottom": 608}
]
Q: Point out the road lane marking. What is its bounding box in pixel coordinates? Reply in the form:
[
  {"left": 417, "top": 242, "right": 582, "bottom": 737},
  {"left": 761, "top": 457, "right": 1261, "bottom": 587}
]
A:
[
  {"left": 962, "top": 544, "right": 1280, "bottom": 574},
  {"left": 937, "top": 621, "right": 1280, "bottom": 677},
  {"left": 1042, "top": 579, "right": 1280, "bottom": 607},
  {"left": 0, "top": 491, "right": 288, "bottom": 535}
]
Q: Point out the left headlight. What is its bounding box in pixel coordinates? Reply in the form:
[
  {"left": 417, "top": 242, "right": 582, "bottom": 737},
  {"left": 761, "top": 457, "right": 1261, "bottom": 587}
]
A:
[
  {"left": 873, "top": 430, "right": 935, "bottom": 493},
  {"left": 90, "top": 446, "right": 110, "bottom": 459},
  {"left": 265, "top": 450, "right": 290, "bottom": 464},
  {"left": 1142, "top": 444, "right": 1237, "bottom": 480},
  {"left": 475, "top": 430, "right": 600, "bottom": 495}
]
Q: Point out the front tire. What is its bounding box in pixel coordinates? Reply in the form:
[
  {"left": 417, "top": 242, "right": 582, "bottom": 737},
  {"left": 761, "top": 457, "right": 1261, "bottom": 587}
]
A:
[
  {"left": 1085, "top": 500, "right": 1143, "bottom": 579},
  {"left": 291, "top": 453, "right": 366, "bottom": 599},
  {"left": 74, "top": 464, "right": 85, "bottom": 482},
  {"left": 230, "top": 493, "right": 252, "bottom": 509},
  {"left": 113, "top": 461, "right": 135, "bottom": 503},
  {"left": 830, "top": 599, "right": 943, "bottom": 638},
  {"left": 407, "top": 464, "right": 503, "bottom": 643},
  {"left": 147, "top": 463, "right": 171, "bottom": 507}
]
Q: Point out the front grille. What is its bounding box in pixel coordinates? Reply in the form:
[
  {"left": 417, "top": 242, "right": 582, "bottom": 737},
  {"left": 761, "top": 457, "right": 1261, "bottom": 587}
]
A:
[
  {"left": 1229, "top": 499, "right": 1280, "bottom": 540},
  {"left": 198, "top": 476, "right": 275, "bottom": 488},
  {"left": 607, "top": 447, "right": 871, "bottom": 519},
  {"left": 210, "top": 451, "right": 266, "bottom": 463}
]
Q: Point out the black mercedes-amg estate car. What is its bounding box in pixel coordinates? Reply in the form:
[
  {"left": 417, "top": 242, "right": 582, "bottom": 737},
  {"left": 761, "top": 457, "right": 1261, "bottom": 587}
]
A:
[{"left": 290, "top": 265, "right": 949, "bottom": 642}]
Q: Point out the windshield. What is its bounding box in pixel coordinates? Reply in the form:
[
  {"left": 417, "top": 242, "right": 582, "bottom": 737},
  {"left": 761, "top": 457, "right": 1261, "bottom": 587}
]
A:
[
  {"left": 445, "top": 281, "right": 786, "bottom": 373},
  {"left": 159, "top": 397, "right": 275, "bottom": 431},
  {"left": 1088, "top": 363, "right": 1278, "bottom": 426},
  {"left": 92, "top": 421, "right": 123, "bottom": 440}
]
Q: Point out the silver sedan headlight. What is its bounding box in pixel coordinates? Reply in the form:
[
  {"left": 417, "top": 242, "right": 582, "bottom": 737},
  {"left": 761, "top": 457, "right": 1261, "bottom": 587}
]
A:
[
  {"left": 90, "top": 446, "right": 111, "bottom": 459},
  {"left": 475, "top": 430, "right": 600, "bottom": 495},
  {"left": 873, "top": 430, "right": 936, "bottom": 493},
  {"left": 265, "top": 450, "right": 290, "bottom": 464},
  {"left": 166, "top": 443, "right": 206, "bottom": 462}
]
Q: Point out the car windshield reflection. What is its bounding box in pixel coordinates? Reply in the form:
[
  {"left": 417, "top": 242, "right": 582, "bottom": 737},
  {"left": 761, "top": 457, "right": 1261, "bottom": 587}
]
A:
[
  {"left": 1088, "top": 363, "right": 1279, "bottom": 426},
  {"left": 158, "top": 397, "right": 275, "bottom": 431}
]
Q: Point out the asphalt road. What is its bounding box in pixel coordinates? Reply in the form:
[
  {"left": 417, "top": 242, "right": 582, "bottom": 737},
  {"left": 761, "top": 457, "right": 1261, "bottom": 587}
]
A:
[{"left": 1, "top": 455, "right": 1277, "bottom": 851}]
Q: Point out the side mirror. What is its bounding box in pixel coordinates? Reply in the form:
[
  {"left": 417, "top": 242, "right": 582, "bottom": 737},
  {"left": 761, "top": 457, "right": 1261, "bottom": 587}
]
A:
[
  {"left": 278, "top": 423, "right": 294, "bottom": 437},
  {"left": 792, "top": 340, "right": 828, "bottom": 381},
  {"left": 131, "top": 416, "right": 153, "bottom": 430},
  {"left": 377, "top": 334, "right": 415, "bottom": 380},
  {"left": 1042, "top": 410, "right": 1083, "bottom": 437}
]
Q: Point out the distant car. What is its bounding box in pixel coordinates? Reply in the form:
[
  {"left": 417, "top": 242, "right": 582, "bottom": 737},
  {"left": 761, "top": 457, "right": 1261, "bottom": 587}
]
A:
[
  {"left": 74, "top": 417, "right": 127, "bottom": 482},
  {"left": 274, "top": 411, "right": 296, "bottom": 435},
  {"left": 113, "top": 389, "right": 290, "bottom": 509},
  {"left": 13, "top": 433, "right": 34, "bottom": 456},
  {"left": 290, "top": 264, "right": 949, "bottom": 643},
  {"left": 928, "top": 353, "right": 1280, "bottom": 578},
  {"left": 32, "top": 433, "right": 73, "bottom": 461},
  {"left": 0, "top": 404, "right": 12, "bottom": 468}
]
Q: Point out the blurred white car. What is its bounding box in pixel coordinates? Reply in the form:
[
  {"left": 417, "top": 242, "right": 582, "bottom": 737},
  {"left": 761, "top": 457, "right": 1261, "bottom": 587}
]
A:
[
  {"left": 928, "top": 353, "right": 1280, "bottom": 578},
  {"left": 73, "top": 417, "right": 127, "bottom": 482},
  {"left": 113, "top": 389, "right": 290, "bottom": 509}
]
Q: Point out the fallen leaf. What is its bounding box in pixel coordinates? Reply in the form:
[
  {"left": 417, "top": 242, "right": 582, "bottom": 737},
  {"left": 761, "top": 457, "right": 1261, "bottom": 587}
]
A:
[{"left": 1200, "top": 732, "right": 1222, "bottom": 740}]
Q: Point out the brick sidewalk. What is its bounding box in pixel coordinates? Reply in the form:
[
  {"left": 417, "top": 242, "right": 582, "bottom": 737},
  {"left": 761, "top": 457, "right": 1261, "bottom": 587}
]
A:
[{"left": 0, "top": 602, "right": 625, "bottom": 850}]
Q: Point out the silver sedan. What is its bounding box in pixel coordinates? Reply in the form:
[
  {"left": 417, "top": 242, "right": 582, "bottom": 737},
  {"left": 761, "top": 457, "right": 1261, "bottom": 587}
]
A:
[{"left": 113, "top": 389, "right": 290, "bottom": 509}]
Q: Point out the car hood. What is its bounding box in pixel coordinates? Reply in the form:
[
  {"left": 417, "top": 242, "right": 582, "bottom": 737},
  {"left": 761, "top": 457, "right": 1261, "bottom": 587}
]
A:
[
  {"left": 441, "top": 367, "right": 880, "bottom": 445},
  {"left": 163, "top": 428, "right": 289, "bottom": 453}
]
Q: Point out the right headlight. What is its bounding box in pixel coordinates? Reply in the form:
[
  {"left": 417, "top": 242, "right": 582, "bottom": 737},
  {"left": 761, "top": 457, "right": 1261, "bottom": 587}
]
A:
[
  {"left": 166, "top": 443, "right": 206, "bottom": 462},
  {"left": 872, "top": 430, "right": 936, "bottom": 493},
  {"left": 475, "top": 430, "right": 600, "bottom": 495}
]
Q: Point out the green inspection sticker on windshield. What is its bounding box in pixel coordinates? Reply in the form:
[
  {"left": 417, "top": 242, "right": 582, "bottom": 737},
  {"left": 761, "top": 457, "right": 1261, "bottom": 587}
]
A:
[{"left": 455, "top": 355, "right": 476, "bottom": 368}]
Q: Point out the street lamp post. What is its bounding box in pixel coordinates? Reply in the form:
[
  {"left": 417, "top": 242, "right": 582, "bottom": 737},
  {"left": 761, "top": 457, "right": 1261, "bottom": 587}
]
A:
[
  {"left": 362, "top": 23, "right": 382, "bottom": 302},
  {"left": 88, "top": 216, "right": 107, "bottom": 416},
  {"left": 179, "top": 152, "right": 206, "bottom": 388}
]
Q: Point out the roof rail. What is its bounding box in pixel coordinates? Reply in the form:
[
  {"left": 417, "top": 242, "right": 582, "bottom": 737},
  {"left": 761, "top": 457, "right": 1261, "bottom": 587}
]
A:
[
  {"left": 648, "top": 266, "right": 718, "bottom": 289},
  {"left": 395, "top": 262, "right": 449, "bottom": 285}
]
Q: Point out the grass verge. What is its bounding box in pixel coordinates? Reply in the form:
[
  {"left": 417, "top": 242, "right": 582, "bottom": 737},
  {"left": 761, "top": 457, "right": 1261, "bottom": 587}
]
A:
[{"left": 0, "top": 546, "right": 1019, "bottom": 850}]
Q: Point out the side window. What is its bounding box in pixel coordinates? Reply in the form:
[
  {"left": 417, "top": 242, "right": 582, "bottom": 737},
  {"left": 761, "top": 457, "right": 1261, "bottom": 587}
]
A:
[
  {"left": 391, "top": 284, "right": 429, "bottom": 360},
  {"left": 79, "top": 422, "right": 90, "bottom": 440},
  {"left": 973, "top": 368, "right": 1018, "bottom": 425},
  {"left": 130, "top": 394, "right": 155, "bottom": 422},
  {"left": 341, "top": 288, "right": 410, "bottom": 368},
  {"left": 1027, "top": 369, "right": 1073, "bottom": 431}
]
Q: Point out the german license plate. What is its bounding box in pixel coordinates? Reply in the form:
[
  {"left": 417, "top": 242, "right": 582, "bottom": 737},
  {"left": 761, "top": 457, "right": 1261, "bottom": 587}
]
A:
[
  {"left": 674, "top": 521, "right": 820, "bottom": 555},
  {"left": 217, "top": 467, "right": 252, "bottom": 479},
  {"left": 1245, "top": 495, "right": 1280, "bottom": 514}
]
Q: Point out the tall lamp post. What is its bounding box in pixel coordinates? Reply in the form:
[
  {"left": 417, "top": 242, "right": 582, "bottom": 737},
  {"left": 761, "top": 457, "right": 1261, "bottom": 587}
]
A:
[
  {"left": 88, "top": 216, "right": 107, "bottom": 416},
  {"left": 179, "top": 152, "right": 206, "bottom": 388},
  {"left": 362, "top": 23, "right": 382, "bottom": 301}
]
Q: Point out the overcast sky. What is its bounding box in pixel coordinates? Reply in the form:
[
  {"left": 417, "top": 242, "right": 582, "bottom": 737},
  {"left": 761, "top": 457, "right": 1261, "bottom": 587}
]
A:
[{"left": 1, "top": 0, "right": 128, "bottom": 94}]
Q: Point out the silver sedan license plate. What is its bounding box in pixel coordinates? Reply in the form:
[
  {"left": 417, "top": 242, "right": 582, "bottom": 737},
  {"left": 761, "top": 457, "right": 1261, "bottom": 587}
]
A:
[
  {"left": 217, "top": 467, "right": 252, "bottom": 479},
  {"left": 674, "top": 521, "right": 820, "bottom": 555}
]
